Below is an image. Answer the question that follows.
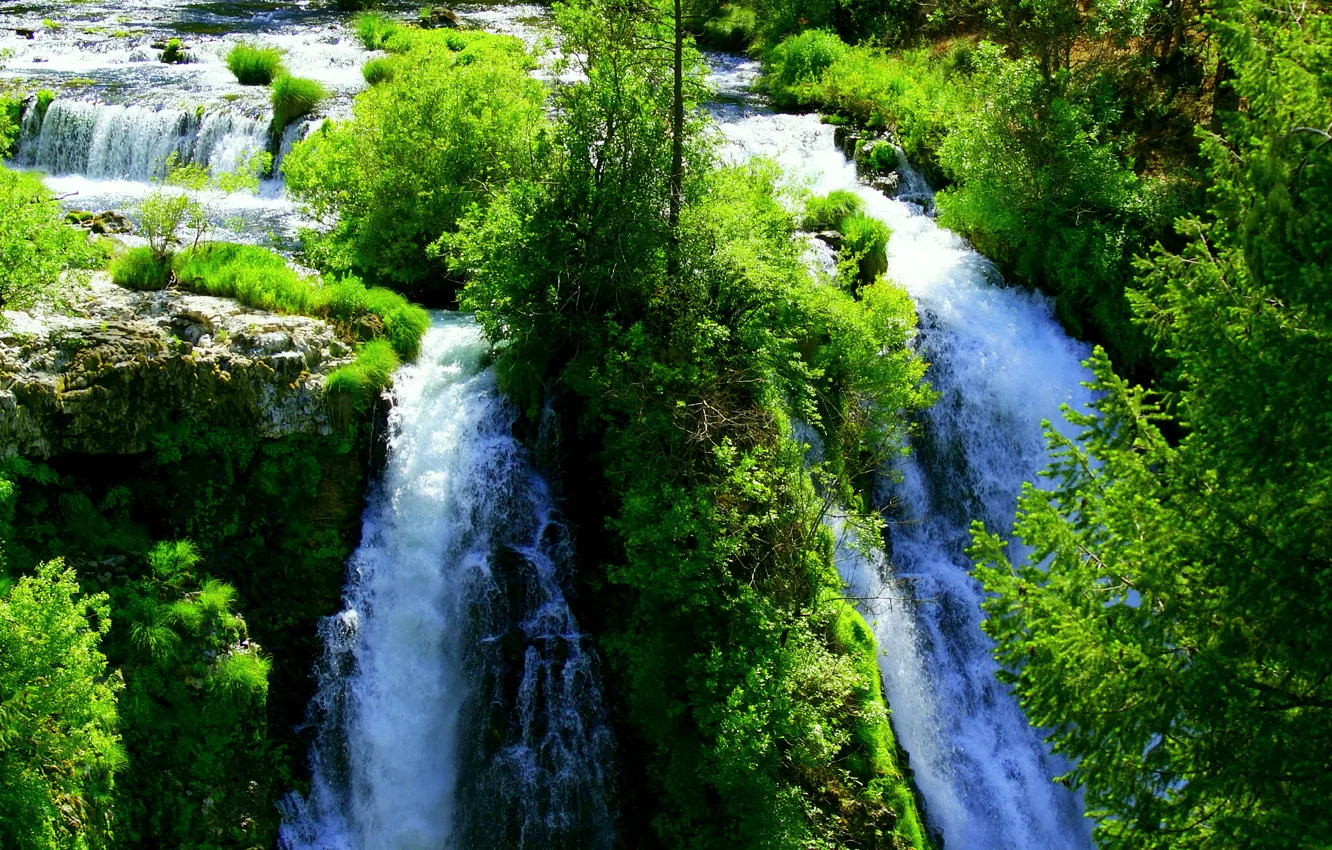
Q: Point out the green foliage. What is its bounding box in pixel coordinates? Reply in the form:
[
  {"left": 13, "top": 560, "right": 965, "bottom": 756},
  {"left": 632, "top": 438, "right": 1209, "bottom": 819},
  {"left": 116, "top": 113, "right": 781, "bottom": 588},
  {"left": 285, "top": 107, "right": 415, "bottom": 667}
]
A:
[
  {"left": 1, "top": 96, "right": 20, "bottom": 155},
  {"left": 801, "top": 188, "right": 864, "bottom": 230},
  {"left": 270, "top": 74, "right": 326, "bottom": 135},
  {"left": 159, "top": 37, "right": 186, "bottom": 64},
  {"left": 336, "top": 0, "right": 378, "bottom": 11},
  {"left": 171, "top": 242, "right": 429, "bottom": 359},
  {"left": 838, "top": 212, "right": 890, "bottom": 286},
  {"left": 764, "top": 29, "right": 847, "bottom": 104},
  {"left": 934, "top": 42, "right": 1171, "bottom": 369},
  {"left": 284, "top": 28, "right": 546, "bottom": 298},
  {"left": 5, "top": 425, "right": 371, "bottom": 848},
  {"left": 972, "top": 3, "right": 1332, "bottom": 846},
  {"left": 696, "top": 4, "right": 756, "bottom": 51},
  {"left": 110, "top": 246, "right": 171, "bottom": 290},
  {"left": 34, "top": 89, "right": 55, "bottom": 125},
  {"left": 353, "top": 12, "right": 401, "bottom": 51},
  {"left": 325, "top": 338, "right": 398, "bottom": 414},
  {"left": 0, "top": 165, "right": 97, "bottom": 316},
  {"left": 361, "top": 56, "right": 394, "bottom": 84},
  {"left": 454, "top": 1, "right": 935, "bottom": 841},
  {"left": 0, "top": 559, "right": 122, "bottom": 850},
  {"left": 225, "top": 42, "right": 284, "bottom": 85},
  {"left": 748, "top": 0, "right": 918, "bottom": 47},
  {"left": 131, "top": 150, "right": 270, "bottom": 262}
]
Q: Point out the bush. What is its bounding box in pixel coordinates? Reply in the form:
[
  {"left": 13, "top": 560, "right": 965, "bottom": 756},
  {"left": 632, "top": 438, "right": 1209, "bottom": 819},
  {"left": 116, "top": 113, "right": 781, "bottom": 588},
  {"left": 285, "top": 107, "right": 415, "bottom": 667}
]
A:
[
  {"left": 840, "top": 213, "right": 890, "bottom": 285},
  {"left": 802, "top": 189, "right": 864, "bottom": 230},
  {"left": 763, "top": 29, "right": 846, "bottom": 105},
  {"left": 362, "top": 57, "right": 394, "bottom": 85},
  {"left": 271, "top": 75, "right": 327, "bottom": 134},
  {"left": 226, "top": 43, "right": 284, "bottom": 85},
  {"left": 160, "top": 37, "right": 187, "bottom": 64},
  {"left": 699, "top": 4, "right": 756, "bottom": 51},
  {"left": 354, "top": 12, "right": 400, "bottom": 51},
  {"left": 111, "top": 246, "right": 173, "bottom": 290},
  {"left": 336, "top": 0, "right": 378, "bottom": 10}
]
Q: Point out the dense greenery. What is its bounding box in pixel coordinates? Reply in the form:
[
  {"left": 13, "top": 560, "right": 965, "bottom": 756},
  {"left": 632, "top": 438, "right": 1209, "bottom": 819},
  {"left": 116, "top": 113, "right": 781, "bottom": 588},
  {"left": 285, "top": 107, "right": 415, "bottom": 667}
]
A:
[
  {"left": 270, "top": 74, "right": 326, "bottom": 136},
  {"left": 284, "top": 27, "right": 546, "bottom": 300},
  {"left": 445, "top": 0, "right": 936, "bottom": 845},
  {"left": 225, "top": 42, "right": 284, "bottom": 85},
  {"left": 1, "top": 420, "right": 373, "bottom": 848},
  {"left": 0, "top": 167, "right": 98, "bottom": 315},
  {"left": 970, "top": 1, "right": 1332, "bottom": 847}
]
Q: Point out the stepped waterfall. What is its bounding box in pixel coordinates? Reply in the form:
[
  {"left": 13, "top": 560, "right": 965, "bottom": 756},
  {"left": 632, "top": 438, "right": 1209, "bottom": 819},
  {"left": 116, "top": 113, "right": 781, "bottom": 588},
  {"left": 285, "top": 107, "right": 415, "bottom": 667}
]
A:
[
  {"left": 712, "top": 56, "right": 1097, "bottom": 849},
  {"left": 279, "top": 315, "right": 615, "bottom": 850},
  {"left": 2, "top": 2, "right": 1107, "bottom": 842}
]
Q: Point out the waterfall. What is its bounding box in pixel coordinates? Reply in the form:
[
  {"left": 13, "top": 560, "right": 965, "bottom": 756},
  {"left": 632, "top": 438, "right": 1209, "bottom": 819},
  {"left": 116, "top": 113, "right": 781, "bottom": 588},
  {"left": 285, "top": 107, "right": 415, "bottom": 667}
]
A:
[
  {"left": 712, "top": 58, "right": 1097, "bottom": 849},
  {"left": 17, "top": 99, "right": 270, "bottom": 181},
  {"left": 280, "top": 313, "right": 615, "bottom": 850}
]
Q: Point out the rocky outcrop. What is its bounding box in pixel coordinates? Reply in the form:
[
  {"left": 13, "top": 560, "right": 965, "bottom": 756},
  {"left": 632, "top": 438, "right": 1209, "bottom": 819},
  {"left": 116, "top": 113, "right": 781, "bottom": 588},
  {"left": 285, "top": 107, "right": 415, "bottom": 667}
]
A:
[{"left": 0, "top": 274, "right": 357, "bottom": 458}]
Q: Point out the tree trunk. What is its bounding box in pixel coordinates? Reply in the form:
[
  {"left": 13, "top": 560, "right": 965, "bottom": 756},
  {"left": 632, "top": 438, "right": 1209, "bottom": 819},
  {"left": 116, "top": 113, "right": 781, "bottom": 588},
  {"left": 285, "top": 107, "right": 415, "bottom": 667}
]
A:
[{"left": 667, "top": 0, "right": 684, "bottom": 282}]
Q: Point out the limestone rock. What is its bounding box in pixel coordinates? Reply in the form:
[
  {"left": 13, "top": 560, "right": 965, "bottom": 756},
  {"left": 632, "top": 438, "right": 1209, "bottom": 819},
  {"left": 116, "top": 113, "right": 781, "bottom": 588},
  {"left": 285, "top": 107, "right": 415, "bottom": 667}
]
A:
[{"left": 0, "top": 274, "right": 357, "bottom": 458}]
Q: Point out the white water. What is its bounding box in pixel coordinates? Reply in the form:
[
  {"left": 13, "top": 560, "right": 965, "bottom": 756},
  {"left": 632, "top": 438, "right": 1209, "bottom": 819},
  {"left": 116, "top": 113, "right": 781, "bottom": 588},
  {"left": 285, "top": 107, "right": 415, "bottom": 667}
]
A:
[
  {"left": 280, "top": 314, "right": 614, "bottom": 850},
  {"left": 711, "top": 56, "right": 1098, "bottom": 849}
]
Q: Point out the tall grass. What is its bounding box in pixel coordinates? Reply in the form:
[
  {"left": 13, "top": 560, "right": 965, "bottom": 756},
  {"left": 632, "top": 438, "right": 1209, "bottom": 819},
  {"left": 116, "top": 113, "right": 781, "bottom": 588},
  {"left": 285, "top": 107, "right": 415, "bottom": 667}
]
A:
[
  {"left": 362, "top": 57, "right": 395, "bottom": 85},
  {"left": 171, "top": 242, "right": 429, "bottom": 359},
  {"left": 802, "top": 189, "right": 865, "bottom": 231},
  {"left": 111, "top": 246, "right": 172, "bottom": 290},
  {"left": 354, "top": 13, "right": 401, "bottom": 51},
  {"left": 226, "top": 43, "right": 284, "bottom": 85},
  {"left": 840, "top": 213, "right": 892, "bottom": 285},
  {"left": 270, "top": 74, "right": 326, "bottom": 134}
]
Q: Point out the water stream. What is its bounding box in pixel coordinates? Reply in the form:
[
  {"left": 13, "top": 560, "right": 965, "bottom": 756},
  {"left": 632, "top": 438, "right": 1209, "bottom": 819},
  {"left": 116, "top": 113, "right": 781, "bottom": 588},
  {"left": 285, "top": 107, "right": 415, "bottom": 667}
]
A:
[
  {"left": 6, "top": 3, "right": 1102, "bottom": 842},
  {"left": 710, "top": 54, "right": 1097, "bottom": 849},
  {"left": 279, "top": 314, "right": 615, "bottom": 850}
]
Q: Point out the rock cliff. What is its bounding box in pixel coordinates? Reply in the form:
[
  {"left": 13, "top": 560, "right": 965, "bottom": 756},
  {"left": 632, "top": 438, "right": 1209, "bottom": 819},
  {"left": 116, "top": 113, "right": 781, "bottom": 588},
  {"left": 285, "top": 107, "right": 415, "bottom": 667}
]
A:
[{"left": 0, "top": 274, "right": 356, "bottom": 458}]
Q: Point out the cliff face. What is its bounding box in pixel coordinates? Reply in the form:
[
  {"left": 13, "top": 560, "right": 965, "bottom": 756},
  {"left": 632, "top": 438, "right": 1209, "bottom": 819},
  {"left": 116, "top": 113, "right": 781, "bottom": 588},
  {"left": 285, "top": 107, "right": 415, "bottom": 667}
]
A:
[{"left": 0, "top": 274, "right": 356, "bottom": 458}]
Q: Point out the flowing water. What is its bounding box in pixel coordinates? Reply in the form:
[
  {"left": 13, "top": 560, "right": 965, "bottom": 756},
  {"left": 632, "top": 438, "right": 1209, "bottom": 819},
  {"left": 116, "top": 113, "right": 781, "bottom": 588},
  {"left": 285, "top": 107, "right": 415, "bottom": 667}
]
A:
[
  {"left": 8, "top": 2, "right": 1102, "bottom": 842},
  {"left": 279, "top": 314, "right": 615, "bottom": 850},
  {"left": 710, "top": 54, "right": 1098, "bottom": 849}
]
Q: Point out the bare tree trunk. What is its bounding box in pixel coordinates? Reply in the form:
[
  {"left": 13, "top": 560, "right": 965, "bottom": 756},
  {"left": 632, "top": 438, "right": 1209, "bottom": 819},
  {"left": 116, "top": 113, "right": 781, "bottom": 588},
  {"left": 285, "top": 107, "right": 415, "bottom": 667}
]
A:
[{"left": 667, "top": 0, "right": 684, "bottom": 282}]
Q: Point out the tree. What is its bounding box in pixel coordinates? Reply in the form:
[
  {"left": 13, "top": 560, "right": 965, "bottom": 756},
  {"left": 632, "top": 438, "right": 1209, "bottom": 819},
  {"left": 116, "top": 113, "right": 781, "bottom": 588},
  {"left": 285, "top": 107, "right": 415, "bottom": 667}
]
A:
[
  {"left": 970, "top": 2, "right": 1332, "bottom": 847},
  {"left": 0, "top": 167, "right": 96, "bottom": 316},
  {"left": 0, "top": 560, "right": 123, "bottom": 850}
]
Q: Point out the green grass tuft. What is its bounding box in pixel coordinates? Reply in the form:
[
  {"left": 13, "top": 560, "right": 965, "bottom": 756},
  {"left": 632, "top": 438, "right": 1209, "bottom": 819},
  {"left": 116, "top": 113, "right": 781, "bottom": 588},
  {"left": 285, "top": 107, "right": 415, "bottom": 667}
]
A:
[
  {"left": 362, "top": 57, "right": 395, "bottom": 85},
  {"left": 326, "top": 339, "right": 399, "bottom": 415},
  {"left": 803, "top": 189, "right": 865, "bottom": 231},
  {"left": 841, "top": 213, "right": 892, "bottom": 285},
  {"left": 226, "top": 42, "right": 284, "bottom": 85},
  {"left": 354, "top": 12, "right": 400, "bottom": 51},
  {"left": 271, "top": 74, "right": 326, "bottom": 134},
  {"left": 111, "top": 246, "right": 172, "bottom": 290}
]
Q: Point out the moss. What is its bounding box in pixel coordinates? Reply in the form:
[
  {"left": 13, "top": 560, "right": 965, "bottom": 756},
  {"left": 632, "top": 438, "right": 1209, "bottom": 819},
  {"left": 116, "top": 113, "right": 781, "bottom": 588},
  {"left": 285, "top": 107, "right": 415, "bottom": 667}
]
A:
[{"left": 829, "top": 600, "right": 932, "bottom": 849}]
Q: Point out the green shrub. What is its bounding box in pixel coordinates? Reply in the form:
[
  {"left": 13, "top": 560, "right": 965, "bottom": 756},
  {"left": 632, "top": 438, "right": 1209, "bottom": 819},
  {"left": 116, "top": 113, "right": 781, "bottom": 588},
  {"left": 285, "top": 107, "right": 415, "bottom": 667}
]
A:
[
  {"left": 840, "top": 213, "right": 891, "bottom": 285},
  {"left": 763, "top": 29, "right": 847, "bottom": 106},
  {"left": 362, "top": 57, "right": 395, "bottom": 85},
  {"left": 111, "top": 246, "right": 172, "bottom": 290},
  {"left": 160, "top": 37, "right": 187, "bottom": 64},
  {"left": 226, "top": 42, "right": 284, "bottom": 85},
  {"left": 802, "top": 189, "right": 864, "bottom": 231},
  {"left": 699, "top": 4, "right": 756, "bottom": 51},
  {"left": 271, "top": 74, "right": 326, "bottom": 134},
  {"left": 336, "top": 0, "right": 378, "bottom": 10},
  {"left": 354, "top": 12, "right": 400, "bottom": 51}
]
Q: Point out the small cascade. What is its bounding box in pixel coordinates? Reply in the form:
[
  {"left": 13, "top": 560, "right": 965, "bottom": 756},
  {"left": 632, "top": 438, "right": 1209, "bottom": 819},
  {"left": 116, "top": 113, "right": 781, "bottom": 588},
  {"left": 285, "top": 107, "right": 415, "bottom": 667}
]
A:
[
  {"left": 711, "top": 58, "right": 1097, "bottom": 849},
  {"left": 280, "top": 313, "right": 615, "bottom": 850},
  {"left": 16, "top": 99, "right": 270, "bottom": 182}
]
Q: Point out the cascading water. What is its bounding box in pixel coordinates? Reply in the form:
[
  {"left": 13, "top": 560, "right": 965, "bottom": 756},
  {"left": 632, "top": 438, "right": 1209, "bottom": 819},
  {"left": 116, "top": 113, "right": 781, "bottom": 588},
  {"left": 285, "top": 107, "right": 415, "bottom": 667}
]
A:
[
  {"left": 710, "top": 55, "right": 1098, "bottom": 848},
  {"left": 279, "top": 313, "right": 615, "bottom": 850},
  {"left": 18, "top": 99, "right": 270, "bottom": 181}
]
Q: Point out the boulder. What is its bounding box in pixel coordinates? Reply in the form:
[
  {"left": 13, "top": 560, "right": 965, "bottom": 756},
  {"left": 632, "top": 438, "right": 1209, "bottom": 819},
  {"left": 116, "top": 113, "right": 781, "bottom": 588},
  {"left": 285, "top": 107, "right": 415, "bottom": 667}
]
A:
[
  {"left": 419, "top": 6, "right": 460, "bottom": 28},
  {"left": 0, "top": 274, "right": 357, "bottom": 458}
]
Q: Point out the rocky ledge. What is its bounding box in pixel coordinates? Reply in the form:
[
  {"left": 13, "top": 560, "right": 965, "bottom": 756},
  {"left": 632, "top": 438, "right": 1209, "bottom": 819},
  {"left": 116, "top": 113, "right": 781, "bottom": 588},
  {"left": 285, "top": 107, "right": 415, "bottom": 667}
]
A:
[{"left": 0, "top": 274, "right": 357, "bottom": 458}]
